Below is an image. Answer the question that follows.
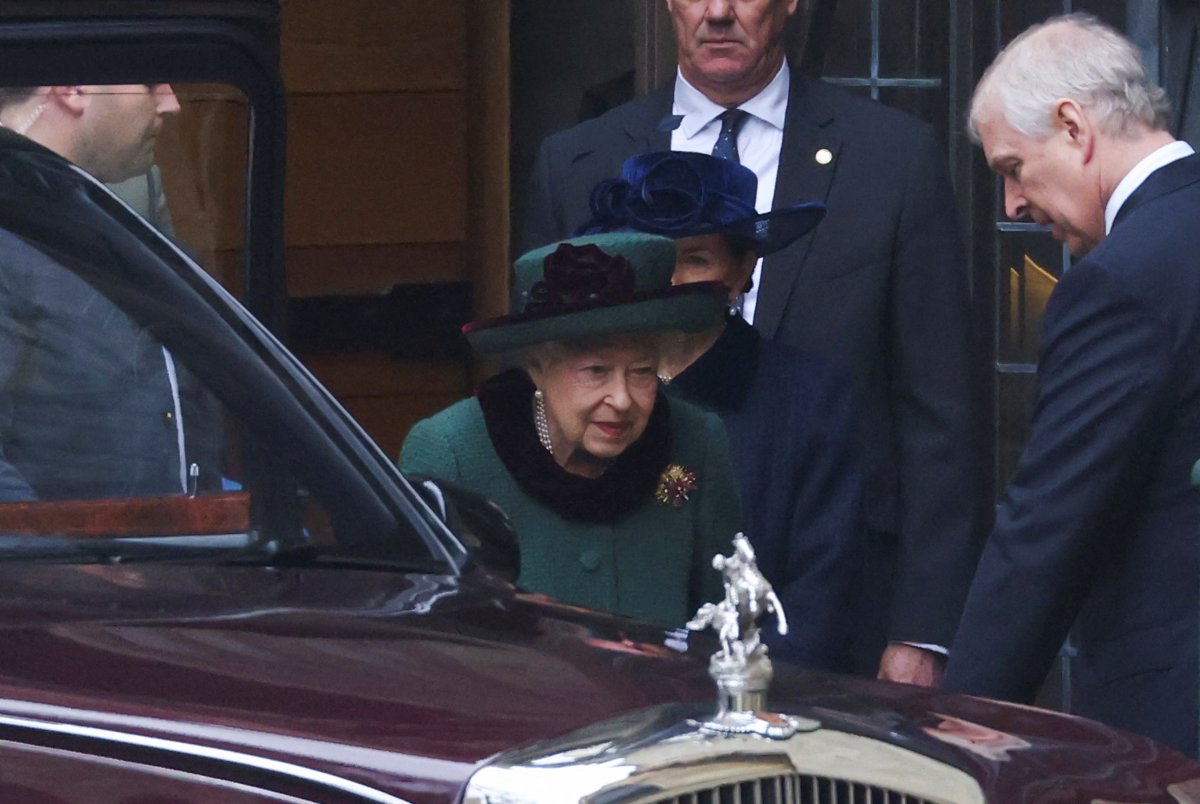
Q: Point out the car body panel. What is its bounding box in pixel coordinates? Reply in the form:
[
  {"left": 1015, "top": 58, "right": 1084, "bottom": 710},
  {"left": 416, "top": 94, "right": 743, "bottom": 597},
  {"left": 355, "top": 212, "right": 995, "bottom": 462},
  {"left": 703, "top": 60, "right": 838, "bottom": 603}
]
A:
[
  {"left": 0, "top": 740, "right": 315, "bottom": 803},
  {"left": 0, "top": 562, "right": 1194, "bottom": 802}
]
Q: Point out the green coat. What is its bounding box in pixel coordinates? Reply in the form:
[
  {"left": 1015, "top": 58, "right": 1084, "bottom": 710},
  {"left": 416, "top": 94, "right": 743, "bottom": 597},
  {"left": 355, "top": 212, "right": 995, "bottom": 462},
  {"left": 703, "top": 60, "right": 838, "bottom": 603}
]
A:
[{"left": 400, "top": 395, "right": 741, "bottom": 627}]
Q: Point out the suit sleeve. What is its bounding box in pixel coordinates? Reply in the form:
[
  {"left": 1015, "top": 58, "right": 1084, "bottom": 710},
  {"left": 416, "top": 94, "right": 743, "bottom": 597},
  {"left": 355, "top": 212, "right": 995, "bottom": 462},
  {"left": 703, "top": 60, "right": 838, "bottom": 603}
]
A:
[
  {"left": 516, "top": 137, "right": 566, "bottom": 255},
  {"left": 0, "top": 248, "right": 39, "bottom": 501},
  {"left": 763, "top": 366, "right": 865, "bottom": 671},
  {"left": 887, "top": 125, "right": 983, "bottom": 646},
  {"left": 942, "top": 261, "right": 1174, "bottom": 701}
]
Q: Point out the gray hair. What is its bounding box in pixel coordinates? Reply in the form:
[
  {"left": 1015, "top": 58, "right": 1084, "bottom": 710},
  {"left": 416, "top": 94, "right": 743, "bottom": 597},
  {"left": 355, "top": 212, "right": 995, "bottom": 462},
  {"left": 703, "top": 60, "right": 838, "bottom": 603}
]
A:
[
  {"left": 519, "top": 332, "right": 671, "bottom": 374},
  {"left": 969, "top": 13, "right": 1170, "bottom": 143}
]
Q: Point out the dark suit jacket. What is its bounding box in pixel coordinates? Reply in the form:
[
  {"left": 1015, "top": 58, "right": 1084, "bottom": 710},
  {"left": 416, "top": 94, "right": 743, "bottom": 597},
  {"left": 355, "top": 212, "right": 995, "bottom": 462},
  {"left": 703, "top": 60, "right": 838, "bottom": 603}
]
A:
[
  {"left": 520, "top": 67, "right": 981, "bottom": 647},
  {"left": 667, "top": 316, "right": 864, "bottom": 671},
  {"left": 0, "top": 130, "right": 222, "bottom": 502},
  {"left": 943, "top": 154, "right": 1200, "bottom": 756}
]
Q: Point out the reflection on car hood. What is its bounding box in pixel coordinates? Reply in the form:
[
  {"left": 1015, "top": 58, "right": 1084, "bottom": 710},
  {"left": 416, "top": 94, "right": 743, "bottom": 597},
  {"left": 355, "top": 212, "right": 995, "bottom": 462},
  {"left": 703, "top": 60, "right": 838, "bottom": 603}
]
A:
[{"left": 0, "top": 563, "right": 1194, "bottom": 803}]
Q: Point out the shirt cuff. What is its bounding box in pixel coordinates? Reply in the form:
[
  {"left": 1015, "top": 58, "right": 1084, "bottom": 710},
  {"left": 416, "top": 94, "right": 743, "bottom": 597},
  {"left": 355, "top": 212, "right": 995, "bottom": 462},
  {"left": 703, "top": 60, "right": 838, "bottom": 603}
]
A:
[{"left": 899, "top": 640, "right": 949, "bottom": 656}]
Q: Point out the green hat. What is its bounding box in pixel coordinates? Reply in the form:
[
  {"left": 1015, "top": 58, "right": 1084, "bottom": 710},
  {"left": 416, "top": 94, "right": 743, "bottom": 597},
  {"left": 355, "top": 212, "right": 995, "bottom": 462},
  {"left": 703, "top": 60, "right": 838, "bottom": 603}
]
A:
[{"left": 463, "top": 232, "right": 728, "bottom": 354}]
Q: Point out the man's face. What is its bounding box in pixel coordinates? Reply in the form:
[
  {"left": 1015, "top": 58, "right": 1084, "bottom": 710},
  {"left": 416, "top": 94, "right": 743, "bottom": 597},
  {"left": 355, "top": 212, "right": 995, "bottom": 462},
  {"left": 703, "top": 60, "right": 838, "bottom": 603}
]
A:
[
  {"left": 79, "top": 84, "right": 180, "bottom": 183},
  {"left": 977, "top": 102, "right": 1104, "bottom": 257},
  {"left": 667, "top": 0, "right": 799, "bottom": 101}
]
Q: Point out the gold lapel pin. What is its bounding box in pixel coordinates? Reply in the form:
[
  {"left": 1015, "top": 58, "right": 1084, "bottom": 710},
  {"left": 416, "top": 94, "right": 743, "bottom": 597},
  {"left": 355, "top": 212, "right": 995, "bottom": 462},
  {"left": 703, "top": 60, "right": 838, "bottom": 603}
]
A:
[{"left": 815, "top": 148, "right": 833, "bottom": 166}]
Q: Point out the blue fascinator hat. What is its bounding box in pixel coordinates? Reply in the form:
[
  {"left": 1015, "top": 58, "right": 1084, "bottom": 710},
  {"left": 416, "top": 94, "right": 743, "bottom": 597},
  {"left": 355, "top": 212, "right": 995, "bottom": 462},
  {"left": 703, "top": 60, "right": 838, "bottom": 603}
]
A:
[{"left": 576, "top": 151, "right": 825, "bottom": 255}]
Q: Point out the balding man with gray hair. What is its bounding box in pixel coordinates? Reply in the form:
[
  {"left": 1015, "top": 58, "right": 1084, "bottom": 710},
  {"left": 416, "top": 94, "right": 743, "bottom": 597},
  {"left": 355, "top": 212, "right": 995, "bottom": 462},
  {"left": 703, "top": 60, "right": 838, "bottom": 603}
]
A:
[{"left": 941, "top": 14, "right": 1200, "bottom": 755}]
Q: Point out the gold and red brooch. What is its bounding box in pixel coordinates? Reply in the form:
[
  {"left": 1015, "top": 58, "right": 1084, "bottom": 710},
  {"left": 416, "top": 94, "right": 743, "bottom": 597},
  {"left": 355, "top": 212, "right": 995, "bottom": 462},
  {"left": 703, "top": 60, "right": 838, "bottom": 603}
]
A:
[{"left": 655, "top": 464, "right": 698, "bottom": 508}]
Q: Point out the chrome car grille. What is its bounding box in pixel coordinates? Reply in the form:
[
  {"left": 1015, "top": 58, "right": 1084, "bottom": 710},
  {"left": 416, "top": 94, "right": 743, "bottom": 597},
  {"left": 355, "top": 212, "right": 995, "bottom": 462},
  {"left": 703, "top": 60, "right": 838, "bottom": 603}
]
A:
[
  {"left": 655, "top": 774, "right": 934, "bottom": 804},
  {"left": 462, "top": 703, "right": 983, "bottom": 804}
]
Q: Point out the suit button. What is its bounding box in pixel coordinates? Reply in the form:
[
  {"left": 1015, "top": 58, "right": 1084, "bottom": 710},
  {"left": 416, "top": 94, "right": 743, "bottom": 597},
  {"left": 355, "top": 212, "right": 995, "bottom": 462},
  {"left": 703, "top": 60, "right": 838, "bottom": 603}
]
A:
[
  {"left": 162, "top": 410, "right": 175, "bottom": 427},
  {"left": 579, "top": 549, "right": 603, "bottom": 572}
]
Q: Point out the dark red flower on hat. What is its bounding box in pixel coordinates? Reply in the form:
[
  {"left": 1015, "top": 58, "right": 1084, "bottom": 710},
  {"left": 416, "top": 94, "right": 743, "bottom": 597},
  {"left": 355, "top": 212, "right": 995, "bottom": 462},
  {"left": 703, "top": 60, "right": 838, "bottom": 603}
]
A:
[{"left": 526, "top": 242, "right": 636, "bottom": 314}]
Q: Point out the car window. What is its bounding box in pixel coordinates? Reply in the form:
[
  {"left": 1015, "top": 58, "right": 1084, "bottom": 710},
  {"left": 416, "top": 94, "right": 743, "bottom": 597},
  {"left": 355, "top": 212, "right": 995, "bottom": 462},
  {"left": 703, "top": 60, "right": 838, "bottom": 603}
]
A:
[
  {"left": 0, "top": 218, "right": 334, "bottom": 558},
  {"left": 105, "top": 82, "right": 250, "bottom": 296},
  {"left": 0, "top": 82, "right": 441, "bottom": 568}
]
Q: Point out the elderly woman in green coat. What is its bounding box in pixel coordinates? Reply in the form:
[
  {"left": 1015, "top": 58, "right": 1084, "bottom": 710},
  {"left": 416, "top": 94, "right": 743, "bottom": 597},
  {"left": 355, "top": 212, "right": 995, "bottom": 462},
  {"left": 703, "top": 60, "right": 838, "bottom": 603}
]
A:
[{"left": 400, "top": 232, "right": 741, "bottom": 627}]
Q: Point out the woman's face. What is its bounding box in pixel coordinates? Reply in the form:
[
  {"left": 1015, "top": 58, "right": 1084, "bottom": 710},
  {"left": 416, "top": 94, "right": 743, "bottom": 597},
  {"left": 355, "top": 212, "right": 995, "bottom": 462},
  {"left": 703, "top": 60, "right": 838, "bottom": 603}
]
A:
[
  {"left": 673, "top": 234, "right": 757, "bottom": 300},
  {"left": 528, "top": 337, "right": 659, "bottom": 475}
]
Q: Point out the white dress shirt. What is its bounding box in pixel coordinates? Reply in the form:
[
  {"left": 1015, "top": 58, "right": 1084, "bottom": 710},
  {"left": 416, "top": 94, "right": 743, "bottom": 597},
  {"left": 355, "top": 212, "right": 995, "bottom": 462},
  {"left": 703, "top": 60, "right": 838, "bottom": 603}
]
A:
[
  {"left": 671, "top": 63, "right": 789, "bottom": 323},
  {"left": 1105, "top": 140, "right": 1195, "bottom": 235}
]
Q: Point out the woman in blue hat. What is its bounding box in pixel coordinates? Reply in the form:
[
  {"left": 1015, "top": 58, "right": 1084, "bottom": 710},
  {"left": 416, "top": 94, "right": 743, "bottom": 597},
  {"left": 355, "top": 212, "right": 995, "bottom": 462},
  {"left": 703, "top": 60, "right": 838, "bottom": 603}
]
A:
[
  {"left": 578, "top": 152, "right": 865, "bottom": 672},
  {"left": 400, "top": 231, "right": 741, "bottom": 627}
]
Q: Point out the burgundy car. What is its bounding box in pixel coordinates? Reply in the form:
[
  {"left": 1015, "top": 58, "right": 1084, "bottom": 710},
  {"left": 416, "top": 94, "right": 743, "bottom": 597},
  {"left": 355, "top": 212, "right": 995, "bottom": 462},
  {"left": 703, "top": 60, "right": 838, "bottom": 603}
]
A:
[{"left": 0, "top": 3, "right": 1195, "bottom": 802}]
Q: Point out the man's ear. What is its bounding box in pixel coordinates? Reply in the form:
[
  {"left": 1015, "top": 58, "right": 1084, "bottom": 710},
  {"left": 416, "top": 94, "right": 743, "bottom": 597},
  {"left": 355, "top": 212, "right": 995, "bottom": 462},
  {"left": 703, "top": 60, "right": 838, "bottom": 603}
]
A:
[
  {"left": 47, "top": 86, "right": 87, "bottom": 117},
  {"left": 1055, "top": 98, "right": 1095, "bottom": 161}
]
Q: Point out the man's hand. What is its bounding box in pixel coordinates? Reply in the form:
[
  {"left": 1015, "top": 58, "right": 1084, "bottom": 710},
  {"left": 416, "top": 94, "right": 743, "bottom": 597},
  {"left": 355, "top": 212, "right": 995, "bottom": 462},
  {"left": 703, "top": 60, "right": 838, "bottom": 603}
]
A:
[{"left": 877, "top": 643, "right": 944, "bottom": 687}]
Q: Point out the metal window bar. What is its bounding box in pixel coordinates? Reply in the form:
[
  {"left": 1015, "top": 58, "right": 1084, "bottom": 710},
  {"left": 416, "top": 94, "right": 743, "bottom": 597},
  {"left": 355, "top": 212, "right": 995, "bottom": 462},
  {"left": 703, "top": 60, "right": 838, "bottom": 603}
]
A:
[{"left": 822, "top": 0, "right": 945, "bottom": 98}]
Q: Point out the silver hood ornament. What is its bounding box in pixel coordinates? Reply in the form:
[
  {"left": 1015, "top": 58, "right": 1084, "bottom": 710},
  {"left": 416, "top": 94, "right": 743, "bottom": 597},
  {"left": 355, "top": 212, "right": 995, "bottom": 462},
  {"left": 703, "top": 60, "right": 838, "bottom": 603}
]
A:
[{"left": 686, "top": 534, "right": 820, "bottom": 739}]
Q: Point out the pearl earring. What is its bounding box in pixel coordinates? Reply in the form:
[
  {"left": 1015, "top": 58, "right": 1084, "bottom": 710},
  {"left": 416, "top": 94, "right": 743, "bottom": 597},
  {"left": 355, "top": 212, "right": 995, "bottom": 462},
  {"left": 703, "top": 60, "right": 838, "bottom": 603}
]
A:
[{"left": 533, "top": 389, "right": 553, "bottom": 455}]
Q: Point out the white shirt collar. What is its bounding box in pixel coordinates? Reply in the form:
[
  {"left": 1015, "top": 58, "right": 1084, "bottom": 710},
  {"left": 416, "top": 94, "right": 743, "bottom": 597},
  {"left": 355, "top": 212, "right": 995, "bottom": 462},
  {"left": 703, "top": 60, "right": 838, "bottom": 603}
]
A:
[
  {"left": 673, "top": 60, "right": 790, "bottom": 139},
  {"left": 1105, "top": 140, "right": 1195, "bottom": 233}
]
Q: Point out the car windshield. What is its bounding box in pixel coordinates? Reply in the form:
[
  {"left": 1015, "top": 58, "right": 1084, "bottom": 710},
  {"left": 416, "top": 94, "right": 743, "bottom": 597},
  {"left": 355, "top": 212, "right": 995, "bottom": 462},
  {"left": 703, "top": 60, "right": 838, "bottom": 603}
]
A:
[{"left": 0, "top": 83, "right": 444, "bottom": 569}]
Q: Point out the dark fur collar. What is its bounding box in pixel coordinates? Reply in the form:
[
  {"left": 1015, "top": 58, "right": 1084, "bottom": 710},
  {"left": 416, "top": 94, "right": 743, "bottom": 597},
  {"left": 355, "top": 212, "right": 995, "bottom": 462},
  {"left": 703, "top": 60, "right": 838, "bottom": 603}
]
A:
[{"left": 476, "top": 369, "right": 671, "bottom": 523}]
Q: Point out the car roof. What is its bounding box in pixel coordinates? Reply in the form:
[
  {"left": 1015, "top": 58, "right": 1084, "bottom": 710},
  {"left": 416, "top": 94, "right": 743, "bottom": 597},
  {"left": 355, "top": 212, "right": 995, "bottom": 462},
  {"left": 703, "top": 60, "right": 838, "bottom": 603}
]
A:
[{"left": 0, "top": 1, "right": 280, "bottom": 22}]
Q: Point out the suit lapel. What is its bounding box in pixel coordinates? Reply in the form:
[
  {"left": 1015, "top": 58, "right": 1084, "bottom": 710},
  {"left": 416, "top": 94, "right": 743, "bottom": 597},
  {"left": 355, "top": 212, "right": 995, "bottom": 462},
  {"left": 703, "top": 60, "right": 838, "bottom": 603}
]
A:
[
  {"left": 621, "top": 85, "right": 674, "bottom": 154},
  {"left": 555, "top": 87, "right": 673, "bottom": 238},
  {"left": 754, "top": 73, "right": 841, "bottom": 339}
]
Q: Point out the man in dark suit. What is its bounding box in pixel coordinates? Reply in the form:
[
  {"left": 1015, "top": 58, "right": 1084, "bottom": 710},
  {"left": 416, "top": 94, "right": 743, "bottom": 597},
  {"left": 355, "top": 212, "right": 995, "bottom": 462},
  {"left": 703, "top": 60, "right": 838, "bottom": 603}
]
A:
[
  {"left": 941, "top": 14, "right": 1200, "bottom": 756},
  {"left": 520, "top": 0, "right": 980, "bottom": 685},
  {"left": 0, "top": 84, "right": 221, "bottom": 501}
]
